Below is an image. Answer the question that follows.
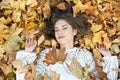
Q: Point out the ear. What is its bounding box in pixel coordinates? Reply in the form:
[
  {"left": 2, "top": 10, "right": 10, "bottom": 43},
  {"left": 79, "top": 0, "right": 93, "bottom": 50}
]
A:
[{"left": 73, "top": 29, "right": 77, "bottom": 35}]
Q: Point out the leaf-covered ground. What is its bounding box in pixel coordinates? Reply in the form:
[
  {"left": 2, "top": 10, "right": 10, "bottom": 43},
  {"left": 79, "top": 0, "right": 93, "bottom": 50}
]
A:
[{"left": 0, "top": 0, "right": 120, "bottom": 80}]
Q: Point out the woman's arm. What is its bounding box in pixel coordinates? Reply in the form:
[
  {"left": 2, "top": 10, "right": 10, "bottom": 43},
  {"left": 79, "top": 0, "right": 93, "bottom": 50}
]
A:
[{"left": 96, "top": 43, "right": 118, "bottom": 80}]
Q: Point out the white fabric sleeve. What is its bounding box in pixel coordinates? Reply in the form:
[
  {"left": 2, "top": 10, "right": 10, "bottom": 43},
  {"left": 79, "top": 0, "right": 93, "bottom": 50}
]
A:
[
  {"left": 76, "top": 49, "right": 96, "bottom": 72},
  {"left": 102, "top": 56, "right": 118, "bottom": 80},
  {"left": 36, "top": 48, "right": 51, "bottom": 77},
  {"left": 16, "top": 50, "right": 37, "bottom": 80}
]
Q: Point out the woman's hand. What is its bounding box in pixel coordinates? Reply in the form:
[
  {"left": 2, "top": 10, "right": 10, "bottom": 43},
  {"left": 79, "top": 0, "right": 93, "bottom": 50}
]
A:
[
  {"left": 96, "top": 43, "right": 111, "bottom": 57},
  {"left": 25, "top": 38, "right": 37, "bottom": 52}
]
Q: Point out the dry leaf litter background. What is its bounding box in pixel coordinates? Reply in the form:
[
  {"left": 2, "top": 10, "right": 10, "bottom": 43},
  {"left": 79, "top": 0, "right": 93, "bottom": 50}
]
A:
[{"left": 0, "top": 0, "right": 120, "bottom": 80}]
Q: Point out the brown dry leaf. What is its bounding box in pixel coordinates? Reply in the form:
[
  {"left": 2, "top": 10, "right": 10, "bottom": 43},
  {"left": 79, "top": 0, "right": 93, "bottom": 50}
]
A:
[
  {"left": 51, "top": 39, "right": 57, "bottom": 48},
  {"left": 23, "top": 29, "right": 39, "bottom": 39},
  {"left": 49, "top": 68, "right": 60, "bottom": 80},
  {"left": 24, "top": 64, "right": 36, "bottom": 80},
  {"left": 84, "top": 1, "right": 97, "bottom": 15},
  {"left": 42, "top": 0, "right": 51, "bottom": 19},
  {"left": 0, "top": 17, "right": 12, "bottom": 25},
  {"left": 83, "top": 35, "right": 93, "bottom": 47},
  {"left": 44, "top": 40, "right": 51, "bottom": 46},
  {"left": 102, "top": 33, "right": 111, "bottom": 49},
  {"left": 96, "top": 65, "right": 108, "bottom": 80},
  {"left": 66, "top": 57, "right": 89, "bottom": 79},
  {"left": 92, "top": 48, "right": 103, "bottom": 62},
  {"left": 72, "top": 0, "right": 89, "bottom": 17},
  {"left": 26, "top": 0, "right": 38, "bottom": 7},
  {"left": 0, "top": 62, "right": 12, "bottom": 75},
  {"left": 104, "top": 21, "right": 117, "bottom": 37},
  {"left": 90, "top": 24, "right": 102, "bottom": 33},
  {"left": 56, "top": 48, "right": 66, "bottom": 62},
  {"left": 44, "top": 73, "right": 51, "bottom": 80},
  {"left": 92, "top": 30, "right": 105, "bottom": 45},
  {"left": 43, "top": 47, "right": 58, "bottom": 65},
  {"left": 37, "top": 35, "right": 45, "bottom": 46},
  {"left": 56, "top": 2, "right": 66, "bottom": 10},
  {"left": 25, "top": 22, "right": 37, "bottom": 30}
]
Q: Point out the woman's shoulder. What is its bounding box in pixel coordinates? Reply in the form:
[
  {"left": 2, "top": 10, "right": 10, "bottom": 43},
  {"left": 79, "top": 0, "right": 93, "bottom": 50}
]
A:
[{"left": 66, "top": 47, "right": 92, "bottom": 55}]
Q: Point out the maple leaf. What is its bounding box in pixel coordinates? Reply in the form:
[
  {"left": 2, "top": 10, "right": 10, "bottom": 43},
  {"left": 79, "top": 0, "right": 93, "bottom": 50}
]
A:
[
  {"left": 56, "top": 48, "right": 66, "bottom": 62},
  {"left": 66, "top": 57, "right": 89, "bottom": 79},
  {"left": 43, "top": 47, "right": 66, "bottom": 65}
]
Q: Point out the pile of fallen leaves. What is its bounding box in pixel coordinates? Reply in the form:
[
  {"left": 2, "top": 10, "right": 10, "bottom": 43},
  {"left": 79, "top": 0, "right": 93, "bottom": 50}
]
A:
[{"left": 0, "top": 0, "right": 120, "bottom": 80}]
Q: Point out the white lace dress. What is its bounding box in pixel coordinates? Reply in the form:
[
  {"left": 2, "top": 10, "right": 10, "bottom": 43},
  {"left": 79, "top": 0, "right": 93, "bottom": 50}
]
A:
[{"left": 16, "top": 47, "right": 118, "bottom": 80}]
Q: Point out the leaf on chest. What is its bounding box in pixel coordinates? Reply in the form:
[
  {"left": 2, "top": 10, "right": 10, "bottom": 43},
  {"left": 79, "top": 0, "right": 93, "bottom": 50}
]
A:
[{"left": 43, "top": 47, "right": 66, "bottom": 65}]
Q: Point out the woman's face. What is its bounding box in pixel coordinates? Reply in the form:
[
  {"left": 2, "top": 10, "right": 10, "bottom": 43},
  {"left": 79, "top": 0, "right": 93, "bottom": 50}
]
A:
[{"left": 54, "top": 19, "right": 77, "bottom": 46}]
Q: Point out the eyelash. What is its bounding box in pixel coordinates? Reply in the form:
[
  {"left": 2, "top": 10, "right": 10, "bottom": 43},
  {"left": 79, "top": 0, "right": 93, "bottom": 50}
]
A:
[{"left": 55, "top": 27, "right": 68, "bottom": 32}]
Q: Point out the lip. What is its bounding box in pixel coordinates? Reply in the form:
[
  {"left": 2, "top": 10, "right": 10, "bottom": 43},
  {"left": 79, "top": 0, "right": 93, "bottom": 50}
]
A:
[{"left": 58, "top": 36, "right": 65, "bottom": 39}]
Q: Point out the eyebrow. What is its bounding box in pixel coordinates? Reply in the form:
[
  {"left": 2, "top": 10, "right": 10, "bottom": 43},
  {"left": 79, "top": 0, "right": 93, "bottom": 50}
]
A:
[{"left": 55, "top": 24, "right": 67, "bottom": 29}]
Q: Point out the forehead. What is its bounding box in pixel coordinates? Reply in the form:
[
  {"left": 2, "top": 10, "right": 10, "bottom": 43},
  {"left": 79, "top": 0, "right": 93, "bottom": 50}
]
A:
[{"left": 54, "top": 19, "right": 70, "bottom": 28}]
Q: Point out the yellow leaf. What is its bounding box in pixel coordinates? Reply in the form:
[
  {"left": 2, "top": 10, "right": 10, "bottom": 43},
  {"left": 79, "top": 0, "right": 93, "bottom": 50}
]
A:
[
  {"left": 102, "top": 33, "right": 111, "bottom": 49},
  {"left": 51, "top": 39, "right": 57, "bottom": 47},
  {"left": 111, "top": 44, "right": 120, "bottom": 54},
  {"left": 72, "top": 0, "right": 89, "bottom": 17},
  {"left": 26, "top": 0, "right": 38, "bottom": 7},
  {"left": 0, "top": 17, "right": 12, "bottom": 25},
  {"left": 92, "top": 31, "right": 105, "bottom": 45},
  {"left": 83, "top": 35, "right": 92, "bottom": 47},
  {"left": 37, "top": 35, "right": 45, "bottom": 46},
  {"left": 12, "top": 10, "right": 21, "bottom": 22},
  {"left": 42, "top": 0, "right": 51, "bottom": 19},
  {"left": 25, "top": 22, "right": 37, "bottom": 30},
  {"left": 90, "top": 24, "right": 102, "bottom": 33},
  {"left": 4, "top": 9, "right": 13, "bottom": 15}
]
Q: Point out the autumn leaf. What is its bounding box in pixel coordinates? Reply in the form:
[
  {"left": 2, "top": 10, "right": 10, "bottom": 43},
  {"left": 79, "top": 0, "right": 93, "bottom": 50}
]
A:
[
  {"left": 49, "top": 68, "right": 60, "bottom": 80},
  {"left": 72, "top": 0, "right": 89, "bottom": 17},
  {"left": 43, "top": 47, "right": 58, "bottom": 65},
  {"left": 102, "top": 33, "right": 111, "bottom": 49},
  {"left": 56, "top": 48, "right": 66, "bottom": 62},
  {"left": 66, "top": 57, "right": 89, "bottom": 79},
  {"left": 43, "top": 47, "right": 66, "bottom": 65},
  {"left": 92, "top": 30, "right": 105, "bottom": 45},
  {"left": 0, "top": 61, "right": 13, "bottom": 75},
  {"left": 56, "top": 2, "right": 66, "bottom": 10},
  {"left": 25, "top": 22, "right": 37, "bottom": 30},
  {"left": 90, "top": 24, "right": 102, "bottom": 33},
  {"left": 42, "top": 0, "right": 51, "bottom": 19},
  {"left": 37, "top": 35, "right": 45, "bottom": 46}
]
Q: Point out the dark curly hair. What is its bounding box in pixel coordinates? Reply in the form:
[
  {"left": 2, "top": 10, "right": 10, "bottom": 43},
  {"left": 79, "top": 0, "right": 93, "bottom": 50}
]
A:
[{"left": 44, "top": 3, "right": 91, "bottom": 39}]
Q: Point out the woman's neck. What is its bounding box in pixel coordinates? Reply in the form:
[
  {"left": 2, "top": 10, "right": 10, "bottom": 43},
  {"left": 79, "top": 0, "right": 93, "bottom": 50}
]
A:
[{"left": 60, "top": 42, "right": 74, "bottom": 49}]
